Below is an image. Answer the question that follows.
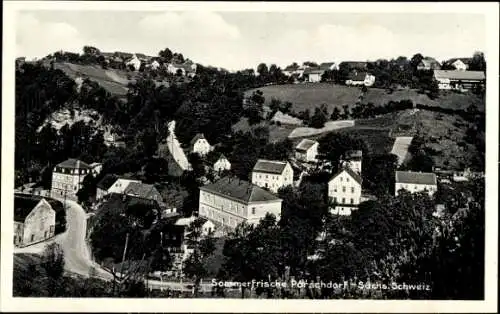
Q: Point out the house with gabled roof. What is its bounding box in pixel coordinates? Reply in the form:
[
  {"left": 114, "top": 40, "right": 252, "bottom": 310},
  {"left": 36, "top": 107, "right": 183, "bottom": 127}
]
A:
[
  {"left": 304, "top": 67, "right": 325, "bottom": 83},
  {"left": 444, "top": 58, "right": 473, "bottom": 71},
  {"left": 124, "top": 182, "right": 163, "bottom": 205},
  {"left": 295, "top": 139, "right": 319, "bottom": 162},
  {"left": 96, "top": 174, "right": 119, "bottom": 200},
  {"left": 319, "top": 62, "right": 337, "bottom": 71},
  {"left": 327, "top": 166, "right": 363, "bottom": 216},
  {"left": 433, "top": 70, "right": 485, "bottom": 90},
  {"left": 395, "top": 171, "right": 437, "bottom": 196},
  {"left": 190, "top": 133, "right": 212, "bottom": 156},
  {"left": 251, "top": 159, "right": 294, "bottom": 193},
  {"left": 198, "top": 176, "right": 283, "bottom": 230},
  {"left": 213, "top": 154, "right": 231, "bottom": 173},
  {"left": 345, "top": 71, "right": 375, "bottom": 86},
  {"left": 14, "top": 195, "right": 56, "bottom": 247},
  {"left": 417, "top": 57, "right": 441, "bottom": 71}
]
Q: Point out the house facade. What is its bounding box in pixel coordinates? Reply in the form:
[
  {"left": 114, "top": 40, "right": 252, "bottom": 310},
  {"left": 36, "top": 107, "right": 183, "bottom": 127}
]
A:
[
  {"left": 214, "top": 154, "right": 231, "bottom": 172},
  {"left": 251, "top": 159, "right": 294, "bottom": 193},
  {"left": 51, "top": 159, "right": 91, "bottom": 201},
  {"left": 14, "top": 196, "right": 56, "bottom": 247},
  {"left": 295, "top": 139, "right": 319, "bottom": 162},
  {"left": 190, "top": 133, "right": 212, "bottom": 156},
  {"left": 327, "top": 167, "right": 363, "bottom": 216},
  {"left": 395, "top": 171, "right": 437, "bottom": 196},
  {"left": 433, "top": 70, "right": 485, "bottom": 90},
  {"left": 198, "top": 177, "right": 283, "bottom": 230}
]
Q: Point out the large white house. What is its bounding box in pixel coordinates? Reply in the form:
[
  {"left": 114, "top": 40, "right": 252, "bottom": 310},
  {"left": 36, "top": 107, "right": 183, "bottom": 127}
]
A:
[
  {"left": 190, "top": 133, "right": 212, "bottom": 156},
  {"left": 295, "top": 139, "right": 319, "bottom": 162},
  {"left": 251, "top": 159, "right": 294, "bottom": 193},
  {"left": 213, "top": 154, "right": 231, "bottom": 173},
  {"left": 198, "top": 177, "right": 283, "bottom": 230},
  {"left": 328, "top": 167, "right": 363, "bottom": 216},
  {"left": 340, "top": 150, "right": 362, "bottom": 174},
  {"left": 395, "top": 171, "right": 437, "bottom": 196},
  {"left": 346, "top": 71, "right": 375, "bottom": 87},
  {"left": 51, "top": 159, "right": 92, "bottom": 201}
]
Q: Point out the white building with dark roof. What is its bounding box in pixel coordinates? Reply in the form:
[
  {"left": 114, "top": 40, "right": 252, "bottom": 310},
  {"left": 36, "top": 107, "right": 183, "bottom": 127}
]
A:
[
  {"left": 199, "top": 176, "right": 283, "bottom": 230},
  {"left": 295, "top": 139, "right": 319, "bottom": 162},
  {"left": 50, "top": 158, "right": 91, "bottom": 200},
  {"left": 433, "top": 70, "right": 485, "bottom": 90},
  {"left": 251, "top": 159, "right": 294, "bottom": 193},
  {"left": 395, "top": 171, "right": 437, "bottom": 196},
  {"left": 190, "top": 133, "right": 212, "bottom": 156},
  {"left": 213, "top": 154, "right": 231, "bottom": 173},
  {"left": 328, "top": 166, "right": 363, "bottom": 216}
]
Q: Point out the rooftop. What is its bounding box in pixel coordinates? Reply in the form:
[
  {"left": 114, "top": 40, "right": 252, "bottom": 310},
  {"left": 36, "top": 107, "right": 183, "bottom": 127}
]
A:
[
  {"left": 200, "top": 176, "right": 282, "bottom": 204},
  {"left": 433, "top": 70, "right": 485, "bottom": 81},
  {"left": 190, "top": 133, "right": 206, "bottom": 146},
  {"left": 253, "top": 159, "right": 289, "bottom": 174},
  {"left": 296, "top": 139, "right": 318, "bottom": 152},
  {"left": 347, "top": 71, "right": 368, "bottom": 81},
  {"left": 56, "top": 158, "right": 90, "bottom": 169},
  {"left": 330, "top": 166, "right": 363, "bottom": 185},
  {"left": 124, "top": 182, "right": 158, "bottom": 199},
  {"left": 396, "top": 171, "right": 437, "bottom": 185},
  {"left": 96, "top": 174, "right": 119, "bottom": 190}
]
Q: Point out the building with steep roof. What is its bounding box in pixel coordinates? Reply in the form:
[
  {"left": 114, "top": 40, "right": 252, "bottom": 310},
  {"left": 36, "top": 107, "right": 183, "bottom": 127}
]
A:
[
  {"left": 417, "top": 57, "right": 441, "bottom": 71},
  {"left": 198, "top": 176, "right": 283, "bottom": 230},
  {"left": 251, "top": 159, "right": 294, "bottom": 193},
  {"left": 51, "top": 158, "right": 92, "bottom": 200},
  {"left": 345, "top": 71, "right": 375, "bottom": 86},
  {"left": 395, "top": 171, "right": 437, "bottom": 196},
  {"left": 295, "top": 139, "right": 319, "bottom": 162},
  {"left": 96, "top": 174, "right": 119, "bottom": 200},
  {"left": 213, "top": 154, "right": 231, "bottom": 173},
  {"left": 124, "top": 182, "right": 163, "bottom": 204},
  {"left": 340, "top": 150, "right": 363, "bottom": 174},
  {"left": 14, "top": 195, "right": 56, "bottom": 247},
  {"left": 190, "top": 133, "right": 212, "bottom": 156},
  {"left": 328, "top": 166, "right": 363, "bottom": 216}
]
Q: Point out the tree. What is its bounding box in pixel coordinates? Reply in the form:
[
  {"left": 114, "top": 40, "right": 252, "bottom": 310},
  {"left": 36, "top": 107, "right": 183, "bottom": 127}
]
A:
[
  {"left": 158, "top": 48, "right": 173, "bottom": 62},
  {"left": 469, "top": 51, "right": 486, "bottom": 72},
  {"left": 257, "top": 63, "right": 269, "bottom": 79},
  {"left": 330, "top": 107, "right": 341, "bottom": 121},
  {"left": 410, "top": 53, "right": 424, "bottom": 72},
  {"left": 309, "top": 106, "right": 328, "bottom": 129},
  {"left": 40, "top": 243, "right": 65, "bottom": 296},
  {"left": 77, "top": 173, "right": 97, "bottom": 205}
]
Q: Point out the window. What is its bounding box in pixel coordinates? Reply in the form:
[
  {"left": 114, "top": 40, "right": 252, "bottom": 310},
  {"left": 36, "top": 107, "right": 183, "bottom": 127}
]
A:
[
  {"left": 351, "top": 187, "right": 355, "bottom": 193},
  {"left": 31, "top": 234, "right": 35, "bottom": 242},
  {"left": 351, "top": 198, "right": 354, "bottom": 204},
  {"left": 342, "top": 186, "right": 346, "bottom": 192},
  {"left": 347, "top": 177, "right": 350, "bottom": 182},
  {"left": 333, "top": 197, "right": 337, "bottom": 203},
  {"left": 44, "top": 231, "right": 48, "bottom": 238},
  {"left": 252, "top": 207, "right": 256, "bottom": 215},
  {"left": 334, "top": 185, "right": 337, "bottom": 192},
  {"left": 340, "top": 177, "right": 343, "bottom": 182},
  {"left": 266, "top": 175, "right": 268, "bottom": 179},
  {"left": 342, "top": 198, "right": 345, "bottom": 204}
]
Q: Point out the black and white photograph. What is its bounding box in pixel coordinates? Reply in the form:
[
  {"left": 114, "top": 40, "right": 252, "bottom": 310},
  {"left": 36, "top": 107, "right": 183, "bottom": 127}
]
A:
[{"left": 1, "top": 1, "right": 498, "bottom": 312}]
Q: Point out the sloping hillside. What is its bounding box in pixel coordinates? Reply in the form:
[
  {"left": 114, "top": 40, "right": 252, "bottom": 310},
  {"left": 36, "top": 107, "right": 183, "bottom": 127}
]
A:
[{"left": 53, "top": 62, "right": 135, "bottom": 96}]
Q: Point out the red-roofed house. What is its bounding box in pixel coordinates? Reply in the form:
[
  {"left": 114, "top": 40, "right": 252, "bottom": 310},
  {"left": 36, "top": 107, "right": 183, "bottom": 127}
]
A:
[{"left": 328, "top": 167, "right": 363, "bottom": 216}]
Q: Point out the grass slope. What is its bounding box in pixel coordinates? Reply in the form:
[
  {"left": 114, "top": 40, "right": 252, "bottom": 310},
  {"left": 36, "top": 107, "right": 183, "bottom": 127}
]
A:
[
  {"left": 245, "top": 83, "right": 362, "bottom": 113},
  {"left": 54, "top": 62, "right": 135, "bottom": 96}
]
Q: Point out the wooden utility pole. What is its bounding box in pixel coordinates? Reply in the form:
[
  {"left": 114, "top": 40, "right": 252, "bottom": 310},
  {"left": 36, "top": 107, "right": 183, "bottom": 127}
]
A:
[{"left": 120, "top": 233, "right": 130, "bottom": 280}]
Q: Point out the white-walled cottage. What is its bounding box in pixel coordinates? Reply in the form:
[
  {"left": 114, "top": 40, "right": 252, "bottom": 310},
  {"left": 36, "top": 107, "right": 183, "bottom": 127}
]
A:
[
  {"left": 328, "top": 167, "right": 363, "bottom": 216},
  {"left": 213, "top": 154, "right": 231, "bottom": 173},
  {"left": 395, "top": 171, "right": 437, "bottom": 196},
  {"left": 295, "top": 139, "right": 319, "bottom": 162},
  {"left": 251, "top": 159, "right": 294, "bottom": 193},
  {"left": 190, "top": 133, "right": 212, "bottom": 156},
  {"left": 14, "top": 196, "right": 56, "bottom": 247}
]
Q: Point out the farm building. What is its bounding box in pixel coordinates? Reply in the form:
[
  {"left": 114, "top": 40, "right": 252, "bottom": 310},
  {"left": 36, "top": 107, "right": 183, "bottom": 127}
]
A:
[{"left": 433, "top": 70, "right": 485, "bottom": 90}]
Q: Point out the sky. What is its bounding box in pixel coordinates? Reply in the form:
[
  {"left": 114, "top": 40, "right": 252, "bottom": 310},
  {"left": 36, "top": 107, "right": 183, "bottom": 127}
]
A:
[{"left": 16, "top": 10, "right": 486, "bottom": 71}]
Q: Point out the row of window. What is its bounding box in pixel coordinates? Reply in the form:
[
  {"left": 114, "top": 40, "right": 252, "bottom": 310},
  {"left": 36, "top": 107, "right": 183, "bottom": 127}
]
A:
[
  {"left": 399, "top": 184, "right": 435, "bottom": 192},
  {"left": 332, "top": 197, "right": 356, "bottom": 205},
  {"left": 55, "top": 168, "right": 89, "bottom": 175},
  {"left": 201, "top": 206, "right": 241, "bottom": 227},
  {"left": 52, "top": 182, "right": 79, "bottom": 191},
  {"left": 331, "top": 186, "right": 356, "bottom": 193}
]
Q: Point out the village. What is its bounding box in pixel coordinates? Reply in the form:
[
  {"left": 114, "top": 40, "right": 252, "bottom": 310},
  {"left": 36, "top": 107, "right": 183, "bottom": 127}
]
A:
[{"left": 12, "top": 13, "right": 487, "bottom": 299}]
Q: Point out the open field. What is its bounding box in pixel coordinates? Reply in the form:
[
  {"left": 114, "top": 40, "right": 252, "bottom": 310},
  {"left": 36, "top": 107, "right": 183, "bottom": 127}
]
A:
[
  {"left": 245, "top": 83, "right": 362, "bottom": 113},
  {"left": 288, "top": 120, "right": 354, "bottom": 139},
  {"left": 232, "top": 117, "right": 296, "bottom": 143},
  {"left": 54, "top": 62, "right": 135, "bottom": 96},
  {"left": 364, "top": 88, "right": 485, "bottom": 112}
]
